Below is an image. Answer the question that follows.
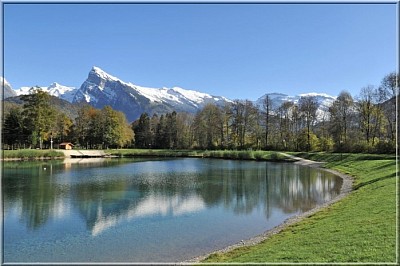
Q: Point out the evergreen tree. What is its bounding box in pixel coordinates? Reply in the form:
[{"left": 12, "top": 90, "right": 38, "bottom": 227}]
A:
[
  {"left": 156, "top": 114, "right": 168, "bottom": 148},
  {"left": 133, "top": 113, "right": 152, "bottom": 148},
  {"left": 165, "top": 111, "right": 178, "bottom": 149},
  {"left": 3, "top": 106, "right": 25, "bottom": 149}
]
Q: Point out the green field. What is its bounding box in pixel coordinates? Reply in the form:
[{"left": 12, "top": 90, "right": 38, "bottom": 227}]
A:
[
  {"left": 203, "top": 152, "right": 397, "bottom": 263},
  {"left": 2, "top": 149, "right": 64, "bottom": 159}
]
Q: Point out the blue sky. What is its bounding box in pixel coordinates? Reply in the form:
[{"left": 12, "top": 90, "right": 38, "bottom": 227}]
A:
[{"left": 3, "top": 2, "right": 398, "bottom": 100}]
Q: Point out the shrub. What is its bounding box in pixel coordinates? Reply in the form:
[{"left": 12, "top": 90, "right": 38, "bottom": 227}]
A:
[{"left": 373, "top": 140, "right": 395, "bottom": 154}]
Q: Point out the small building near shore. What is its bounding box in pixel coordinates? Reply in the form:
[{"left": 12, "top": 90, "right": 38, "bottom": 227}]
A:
[{"left": 59, "top": 142, "right": 74, "bottom": 150}]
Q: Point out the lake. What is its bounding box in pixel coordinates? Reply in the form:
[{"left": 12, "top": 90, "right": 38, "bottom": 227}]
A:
[{"left": 2, "top": 157, "right": 342, "bottom": 263}]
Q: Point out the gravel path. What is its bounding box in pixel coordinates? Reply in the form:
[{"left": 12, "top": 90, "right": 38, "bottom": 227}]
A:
[
  {"left": 184, "top": 153, "right": 354, "bottom": 263},
  {"left": 58, "top": 149, "right": 107, "bottom": 157}
]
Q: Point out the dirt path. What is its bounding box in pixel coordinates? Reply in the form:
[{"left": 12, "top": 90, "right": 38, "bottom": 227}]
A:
[
  {"left": 58, "top": 149, "right": 107, "bottom": 157},
  {"left": 184, "top": 153, "right": 354, "bottom": 263}
]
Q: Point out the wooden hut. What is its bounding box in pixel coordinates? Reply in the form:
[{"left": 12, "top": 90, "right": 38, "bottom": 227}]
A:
[{"left": 59, "top": 142, "right": 74, "bottom": 150}]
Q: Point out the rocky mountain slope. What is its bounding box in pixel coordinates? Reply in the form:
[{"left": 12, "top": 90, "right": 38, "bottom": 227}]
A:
[{"left": 72, "top": 67, "right": 230, "bottom": 121}]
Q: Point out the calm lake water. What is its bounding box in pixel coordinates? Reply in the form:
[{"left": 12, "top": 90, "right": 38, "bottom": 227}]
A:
[{"left": 3, "top": 157, "right": 342, "bottom": 263}]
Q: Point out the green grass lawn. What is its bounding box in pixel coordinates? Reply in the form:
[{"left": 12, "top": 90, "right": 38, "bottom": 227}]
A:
[
  {"left": 2, "top": 149, "right": 64, "bottom": 159},
  {"left": 203, "top": 152, "right": 397, "bottom": 263}
]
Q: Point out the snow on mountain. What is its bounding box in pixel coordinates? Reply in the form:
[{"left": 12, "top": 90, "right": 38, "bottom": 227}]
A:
[
  {"left": 73, "top": 66, "right": 231, "bottom": 121},
  {"left": 255, "top": 92, "right": 336, "bottom": 121},
  {"left": 1, "top": 77, "right": 17, "bottom": 99},
  {"left": 132, "top": 85, "right": 229, "bottom": 108},
  {"left": 47, "top": 82, "right": 77, "bottom": 102},
  {"left": 8, "top": 66, "right": 337, "bottom": 123},
  {"left": 14, "top": 82, "right": 77, "bottom": 102}
]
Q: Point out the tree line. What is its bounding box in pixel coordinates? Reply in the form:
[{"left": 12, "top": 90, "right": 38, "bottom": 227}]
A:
[
  {"left": 2, "top": 72, "right": 398, "bottom": 153},
  {"left": 3, "top": 87, "right": 133, "bottom": 149},
  {"left": 132, "top": 72, "right": 398, "bottom": 153}
]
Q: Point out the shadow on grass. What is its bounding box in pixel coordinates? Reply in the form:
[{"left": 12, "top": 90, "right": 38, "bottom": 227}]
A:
[
  {"left": 294, "top": 152, "right": 395, "bottom": 163},
  {"left": 353, "top": 172, "right": 397, "bottom": 190}
]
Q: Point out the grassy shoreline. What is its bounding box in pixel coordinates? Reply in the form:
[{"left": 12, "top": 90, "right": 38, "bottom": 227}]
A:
[
  {"left": 107, "top": 149, "right": 291, "bottom": 161},
  {"left": 1, "top": 149, "right": 65, "bottom": 160},
  {"left": 2, "top": 148, "right": 289, "bottom": 161},
  {"left": 202, "top": 152, "right": 397, "bottom": 263}
]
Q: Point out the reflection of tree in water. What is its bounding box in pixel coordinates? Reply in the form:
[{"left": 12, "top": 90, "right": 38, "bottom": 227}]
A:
[
  {"left": 3, "top": 161, "right": 68, "bottom": 230},
  {"left": 194, "top": 162, "right": 268, "bottom": 215},
  {"left": 268, "top": 164, "right": 343, "bottom": 213},
  {"left": 196, "top": 162, "right": 342, "bottom": 216},
  {"left": 4, "top": 159, "right": 342, "bottom": 233}
]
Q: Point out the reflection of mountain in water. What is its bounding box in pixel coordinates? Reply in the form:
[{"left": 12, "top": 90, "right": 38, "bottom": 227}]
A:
[
  {"left": 3, "top": 159, "right": 342, "bottom": 234},
  {"left": 79, "top": 192, "right": 206, "bottom": 236}
]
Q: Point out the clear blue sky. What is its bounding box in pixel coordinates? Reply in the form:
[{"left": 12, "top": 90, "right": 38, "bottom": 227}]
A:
[{"left": 3, "top": 2, "right": 398, "bottom": 100}]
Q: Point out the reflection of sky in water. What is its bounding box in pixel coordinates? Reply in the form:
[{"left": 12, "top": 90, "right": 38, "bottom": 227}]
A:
[{"left": 3, "top": 158, "right": 342, "bottom": 263}]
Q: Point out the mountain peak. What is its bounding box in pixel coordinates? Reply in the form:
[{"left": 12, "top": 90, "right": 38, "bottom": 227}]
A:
[
  {"left": 49, "top": 82, "right": 60, "bottom": 88},
  {"left": 90, "top": 66, "right": 121, "bottom": 83},
  {"left": 91, "top": 66, "right": 103, "bottom": 73},
  {"left": 74, "top": 67, "right": 231, "bottom": 121}
]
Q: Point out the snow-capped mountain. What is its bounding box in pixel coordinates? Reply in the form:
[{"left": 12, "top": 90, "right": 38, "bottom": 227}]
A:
[
  {"left": 14, "top": 82, "right": 77, "bottom": 102},
  {"left": 7, "top": 66, "right": 337, "bottom": 123},
  {"left": 255, "top": 92, "right": 336, "bottom": 121},
  {"left": 73, "top": 66, "right": 230, "bottom": 121},
  {"left": 1, "top": 77, "right": 17, "bottom": 99}
]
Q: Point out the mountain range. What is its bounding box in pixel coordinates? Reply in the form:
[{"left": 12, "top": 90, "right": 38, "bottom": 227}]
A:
[
  {"left": 14, "top": 82, "right": 77, "bottom": 102},
  {"left": 3, "top": 67, "right": 336, "bottom": 122}
]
